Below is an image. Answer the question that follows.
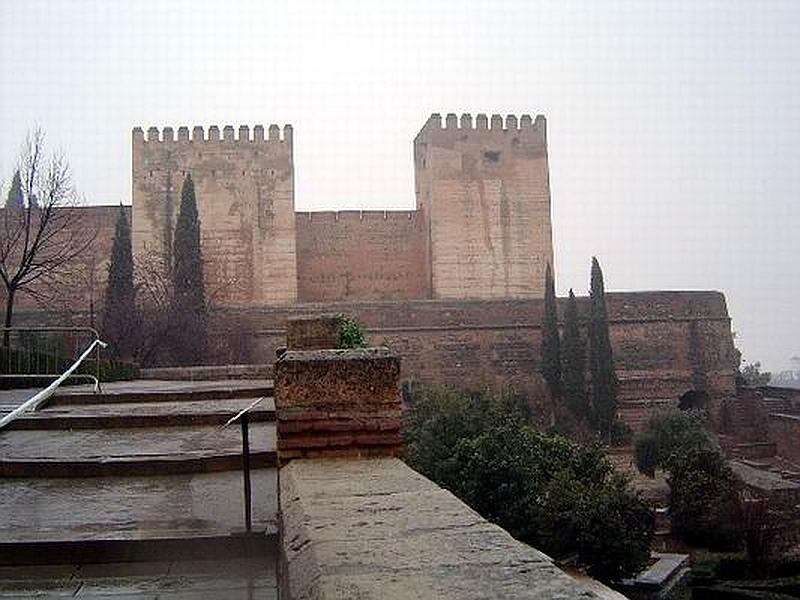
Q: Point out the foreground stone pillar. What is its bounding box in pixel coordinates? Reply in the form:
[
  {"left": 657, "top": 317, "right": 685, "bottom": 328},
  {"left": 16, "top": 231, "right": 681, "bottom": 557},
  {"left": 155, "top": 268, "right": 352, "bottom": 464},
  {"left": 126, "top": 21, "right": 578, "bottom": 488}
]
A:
[{"left": 274, "top": 347, "right": 403, "bottom": 461}]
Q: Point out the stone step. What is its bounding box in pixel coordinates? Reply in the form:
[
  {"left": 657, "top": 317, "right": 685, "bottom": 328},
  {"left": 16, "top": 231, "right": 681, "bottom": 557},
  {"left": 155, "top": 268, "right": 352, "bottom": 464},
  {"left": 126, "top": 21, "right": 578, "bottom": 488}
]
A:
[
  {"left": 49, "top": 380, "right": 273, "bottom": 406},
  {"left": 0, "top": 469, "right": 277, "bottom": 565},
  {"left": 0, "top": 558, "right": 277, "bottom": 597},
  {"left": 0, "top": 423, "right": 276, "bottom": 477},
  {"left": 6, "top": 397, "right": 276, "bottom": 430}
]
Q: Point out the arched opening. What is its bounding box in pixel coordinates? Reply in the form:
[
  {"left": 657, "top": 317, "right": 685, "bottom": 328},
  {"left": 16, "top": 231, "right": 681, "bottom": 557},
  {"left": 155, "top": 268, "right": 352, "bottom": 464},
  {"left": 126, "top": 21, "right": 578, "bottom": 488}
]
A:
[{"left": 678, "top": 390, "right": 710, "bottom": 411}]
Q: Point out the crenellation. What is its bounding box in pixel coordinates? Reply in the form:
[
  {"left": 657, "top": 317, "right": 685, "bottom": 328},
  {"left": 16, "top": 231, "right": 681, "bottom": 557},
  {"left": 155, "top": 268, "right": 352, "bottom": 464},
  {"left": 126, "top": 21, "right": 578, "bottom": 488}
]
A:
[
  {"left": 132, "top": 127, "right": 144, "bottom": 143},
  {"left": 520, "top": 114, "right": 532, "bottom": 128},
  {"left": 476, "top": 113, "right": 488, "bottom": 130},
  {"left": 445, "top": 113, "right": 458, "bottom": 129},
  {"left": 490, "top": 114, "right": 503, "bottom": 130},
  {"left": 460, "top": 113, "right": 472, "bottom": 129},
  {"left": 178, "top": 126, "right": 190, "bottom": 141},
  {"left": 162, "top": 126, "right": 174, "bottom": 142},
  {"left": 147, "top": 126, "right": 159, "bottom": 142},
  {"left": 223, "top": 125, "right": 235, "bottom": 141},
  {"left": 505, "top": 115, "right": 518, "bottom": 130},
  {"left": 269, "top": 124, "right": 280, "bottom": 141},
  {"left": 253, "top": 125, "right": 265, "bottom": 141},
  {"left": 208, "top": 126, "right": 220, "bottom": 141},
  {"left": 283, "top": 124, "right": 293, "bottom": 145},
  {"left": 192, "top": 126, "right": 204, "bottom": 142},
  {"left": 239, "top": 125, "right": 249, "bottom": 142}
]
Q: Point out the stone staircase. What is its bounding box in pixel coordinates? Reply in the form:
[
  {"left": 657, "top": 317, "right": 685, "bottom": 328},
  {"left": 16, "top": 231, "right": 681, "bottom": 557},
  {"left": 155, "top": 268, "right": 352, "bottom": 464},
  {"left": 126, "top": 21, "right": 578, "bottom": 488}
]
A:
[{"left": 0, "top": 379, "right": 279, "bottom": 594}]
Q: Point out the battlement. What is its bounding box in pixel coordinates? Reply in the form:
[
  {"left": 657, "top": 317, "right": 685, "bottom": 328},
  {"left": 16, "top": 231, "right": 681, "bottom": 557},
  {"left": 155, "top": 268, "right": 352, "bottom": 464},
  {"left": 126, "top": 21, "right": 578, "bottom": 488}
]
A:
[
  {"left": 296, "top": 209, "right": 421, "bottom": 223},
  {"left": 421, "top": 112, "right": 545, "bottom": 134},
  {"left": 132, "top": 124, "right": 293, "bottom": 145}
]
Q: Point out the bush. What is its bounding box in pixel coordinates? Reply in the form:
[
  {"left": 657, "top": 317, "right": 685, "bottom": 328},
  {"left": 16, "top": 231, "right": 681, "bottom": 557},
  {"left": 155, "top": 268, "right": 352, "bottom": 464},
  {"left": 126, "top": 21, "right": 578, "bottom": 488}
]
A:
[
  {"left": 404, "top": 385, "right": 653, "bottom": 582},
  {"left": 337, "top": 314, "right": 366, "bottom": 349},
  {"left": 634, "top": 408, "right": 744, "bottom": 550}
]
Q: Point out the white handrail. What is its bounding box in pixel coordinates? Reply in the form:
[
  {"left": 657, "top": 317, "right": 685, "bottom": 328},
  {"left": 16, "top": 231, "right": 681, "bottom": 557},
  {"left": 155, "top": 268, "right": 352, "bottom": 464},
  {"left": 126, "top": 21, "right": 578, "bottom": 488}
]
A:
[{"left": 0, "top": 338, "right": 107, "bottom": 431}]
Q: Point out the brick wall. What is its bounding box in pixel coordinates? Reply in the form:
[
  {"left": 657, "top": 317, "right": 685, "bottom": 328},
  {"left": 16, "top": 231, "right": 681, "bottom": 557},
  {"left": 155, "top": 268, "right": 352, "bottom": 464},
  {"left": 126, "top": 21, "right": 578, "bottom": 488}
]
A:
[
  {"left": 295, "top": 210, "right": 430, "bottom": 301},
  {"left": 212, "top": 291, "right": 738, "bottom": 426},
  {"left": 2, "top": 205, "right": 123, "bottom": 319}
]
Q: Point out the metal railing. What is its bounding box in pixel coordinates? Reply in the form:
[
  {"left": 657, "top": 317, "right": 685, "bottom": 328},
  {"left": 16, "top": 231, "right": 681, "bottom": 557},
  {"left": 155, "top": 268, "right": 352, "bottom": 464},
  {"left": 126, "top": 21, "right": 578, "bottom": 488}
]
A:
[
  {"left": 0, "top": 335, "right": 107, "bottom": 430},
  {"left": 222, "top": 396, "right": 266, "bottom": 533},
  {"left": 1, "top": 327, "right": 104, "bottom": 392}
]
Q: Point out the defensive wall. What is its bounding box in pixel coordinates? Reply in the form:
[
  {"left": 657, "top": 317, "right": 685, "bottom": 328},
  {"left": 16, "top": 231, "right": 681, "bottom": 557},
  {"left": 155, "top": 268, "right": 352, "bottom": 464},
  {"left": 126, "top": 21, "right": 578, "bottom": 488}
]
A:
[
  {"left": 131, "top": 113, "right": 553, "bottom": 306},
  {"left": 294, "top": 209, "right": 430, "bottom": 301},
  {"left": 132, "top": 124, "right": 297, "bottom": 306},
  {"left": 210, "top": 291, "right": 738, "bottom": 429}
]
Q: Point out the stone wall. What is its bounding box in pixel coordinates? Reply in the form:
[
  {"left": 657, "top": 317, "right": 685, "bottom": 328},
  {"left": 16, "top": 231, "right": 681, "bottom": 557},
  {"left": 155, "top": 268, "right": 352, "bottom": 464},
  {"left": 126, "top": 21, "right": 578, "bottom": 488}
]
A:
[
  {"left": 769, "top": 413, "right": 800, "bottom": 465},
  {"left": 212, "top": 291, "right": 738, "bottom": 427},
  {"left": 414, "top": 113, "right": 554, "bottom": 300},
  {"left": 131, "top": 125, "right": 297, "bottom": 307},
  {"left": 295, "top": 210, "right": 429, "bottom": 301},
  {"left": 279, "top": 458, "right": 601, "bottom": 599},
  {"left": 3, "top": 205, "right": 123, "bottom": 318}
]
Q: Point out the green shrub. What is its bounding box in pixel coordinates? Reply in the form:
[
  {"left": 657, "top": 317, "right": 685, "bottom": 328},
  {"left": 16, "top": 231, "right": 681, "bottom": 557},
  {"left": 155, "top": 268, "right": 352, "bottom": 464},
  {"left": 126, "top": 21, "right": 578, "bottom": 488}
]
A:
[
  {"left": 404, "top": 384, "right": 653, "bottom": 583},
  {"left": 337, "top": 315, "right": 366, "bottom": 349},
  {"left": 634, "top": 408, "right": 744, "bottom": 551}
]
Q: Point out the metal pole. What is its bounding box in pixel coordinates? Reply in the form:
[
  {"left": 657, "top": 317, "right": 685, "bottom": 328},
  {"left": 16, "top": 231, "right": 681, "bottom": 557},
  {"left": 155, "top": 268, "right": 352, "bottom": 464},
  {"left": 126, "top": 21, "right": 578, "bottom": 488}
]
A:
[{"left": 241, "top": 413, "right": 253, "bottom": 533}]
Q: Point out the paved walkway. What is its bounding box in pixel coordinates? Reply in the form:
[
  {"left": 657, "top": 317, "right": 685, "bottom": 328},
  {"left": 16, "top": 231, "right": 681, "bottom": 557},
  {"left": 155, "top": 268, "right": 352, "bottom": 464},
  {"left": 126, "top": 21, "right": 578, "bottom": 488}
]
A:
[
  {"left": 1, "top": 423, "right": 274, "bottom": 462},
  {"left": 0, "top": 557, "right": 277, "bottom": 599},
  {"left": 0, "top": 470, "right": 277, "bottom": 543}
]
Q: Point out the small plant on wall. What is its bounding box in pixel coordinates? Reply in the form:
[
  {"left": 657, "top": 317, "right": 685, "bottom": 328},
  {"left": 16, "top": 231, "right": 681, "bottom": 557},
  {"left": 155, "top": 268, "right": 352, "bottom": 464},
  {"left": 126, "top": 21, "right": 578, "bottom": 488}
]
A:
[{"left": 337, "top": 315, "right": 366, "bottom": 349}]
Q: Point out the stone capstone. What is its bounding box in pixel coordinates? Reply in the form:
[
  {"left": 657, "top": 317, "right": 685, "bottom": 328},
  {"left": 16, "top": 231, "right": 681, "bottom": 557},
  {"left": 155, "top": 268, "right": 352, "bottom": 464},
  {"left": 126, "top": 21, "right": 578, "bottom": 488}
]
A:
[
  {"left": 278, "top": 457, "right": 599, "bottom": 599},
  {"left": 274, "top": 347, "right": 403, "bottom": 460}
]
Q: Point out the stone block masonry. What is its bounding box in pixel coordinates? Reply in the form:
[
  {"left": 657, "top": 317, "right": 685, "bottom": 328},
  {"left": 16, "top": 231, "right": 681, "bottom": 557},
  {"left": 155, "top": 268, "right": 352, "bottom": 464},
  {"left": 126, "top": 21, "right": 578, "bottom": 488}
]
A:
[
  {"left": 279, "top": 458, "right": 600, "bottom": 599},
  {"left": 285, "top": 314, "right": 342, "bottom": 350},
  {"left": 274, "top": 347, "right": 403, "bottom": 460}
]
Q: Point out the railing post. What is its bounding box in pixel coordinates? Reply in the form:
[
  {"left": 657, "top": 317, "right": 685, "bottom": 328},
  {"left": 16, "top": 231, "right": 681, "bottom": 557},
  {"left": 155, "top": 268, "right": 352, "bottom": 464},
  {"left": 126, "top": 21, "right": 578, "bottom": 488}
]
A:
[{"left": 241, "top": 412, "right": 253, "bottom": 533}]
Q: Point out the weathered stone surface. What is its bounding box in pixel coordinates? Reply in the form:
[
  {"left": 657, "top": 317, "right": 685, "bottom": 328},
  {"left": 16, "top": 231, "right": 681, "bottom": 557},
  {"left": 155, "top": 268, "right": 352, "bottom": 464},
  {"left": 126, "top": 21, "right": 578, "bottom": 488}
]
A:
[
  {"left": 286, "top": 314, "right": 342, "bottom": 350},
  {"left": 274, "top": 348, "right": 403, "bottom": 460},
  {"left": 279, "top": 458, "right": 599, "bottom": 599}
]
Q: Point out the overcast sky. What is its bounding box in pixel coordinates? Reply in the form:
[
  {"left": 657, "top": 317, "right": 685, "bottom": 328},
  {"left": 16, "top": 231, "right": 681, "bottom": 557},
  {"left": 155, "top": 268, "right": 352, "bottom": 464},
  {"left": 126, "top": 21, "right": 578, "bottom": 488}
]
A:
[{"left": 1, "top": 0, "right": 798, "bottom": 372}]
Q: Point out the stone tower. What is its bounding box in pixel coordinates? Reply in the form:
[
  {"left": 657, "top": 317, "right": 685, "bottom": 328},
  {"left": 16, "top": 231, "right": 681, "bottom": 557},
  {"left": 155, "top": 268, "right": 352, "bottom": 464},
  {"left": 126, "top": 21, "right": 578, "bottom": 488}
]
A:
[
  {"left": 131, "top": 124, "right": 297, "bottom": 306},
  {"left": 414, "top": 113, "right": 554, "bottom": 299}
]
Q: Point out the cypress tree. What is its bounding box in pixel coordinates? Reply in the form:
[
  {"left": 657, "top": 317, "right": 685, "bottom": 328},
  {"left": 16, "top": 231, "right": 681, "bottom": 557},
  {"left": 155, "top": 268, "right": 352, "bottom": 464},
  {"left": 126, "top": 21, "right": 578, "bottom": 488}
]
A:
[
  {"left": 102, "top": 206, "right": 136, "bottom": 358},
  {"left": 588, "top": 257, "right": 619, "bottom": 439},
  {"left": 562, "top": 289, "right": 588, "bottom": 421},
  {"left": 540, "top": 263, "right": 561, "bottom": 401},
  {"left": 172, "top": 173, "right": 207, "bottom": 363},
  {"left": 5, "top": 170, "right": 23, "bottom": 209}
]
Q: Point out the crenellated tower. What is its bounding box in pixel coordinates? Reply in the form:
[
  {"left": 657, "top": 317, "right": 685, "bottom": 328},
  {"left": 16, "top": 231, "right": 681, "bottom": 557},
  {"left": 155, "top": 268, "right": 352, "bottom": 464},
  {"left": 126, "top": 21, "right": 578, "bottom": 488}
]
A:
[
  {"left": 414, "top": 113, "right": 554, "bottom": 299},
  {"left": 131, "top": 124, "right": 297, "bottom": 306}
]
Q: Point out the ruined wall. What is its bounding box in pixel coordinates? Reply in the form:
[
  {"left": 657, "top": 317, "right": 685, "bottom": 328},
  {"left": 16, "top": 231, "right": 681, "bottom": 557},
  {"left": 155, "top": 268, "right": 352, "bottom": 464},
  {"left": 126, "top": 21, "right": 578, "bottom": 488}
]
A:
[
  {"left": 295, "top": 210, "right": 430, "bottom": 302},
  {"left": 131, "top": 124, "right": 297, "bottom": 307},
  {"left": 212, "top": 291, "right": 738, "bottom": 427},
  {"left": 769, "top": 414, "right": 800, "bottom": 465},
  {"left": 414, "top": 113, "right": 554, "bottom": 300}
]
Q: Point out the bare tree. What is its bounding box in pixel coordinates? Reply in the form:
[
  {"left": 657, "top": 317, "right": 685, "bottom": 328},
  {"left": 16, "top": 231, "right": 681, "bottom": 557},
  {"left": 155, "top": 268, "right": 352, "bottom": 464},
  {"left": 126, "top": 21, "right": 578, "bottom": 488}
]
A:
[{"left": 0, "top": 128, "right": 95, "bottom": 345}]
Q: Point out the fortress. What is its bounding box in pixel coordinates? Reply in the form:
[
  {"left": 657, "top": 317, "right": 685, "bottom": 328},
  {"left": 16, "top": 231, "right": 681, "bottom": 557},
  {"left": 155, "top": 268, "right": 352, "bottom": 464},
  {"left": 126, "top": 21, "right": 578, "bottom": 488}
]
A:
[
  {"left": 9, "top": 113, "right": 740, "bottom": 428},
  {"left": 132, "top": 113, "right": 553, "bottom": 306}
]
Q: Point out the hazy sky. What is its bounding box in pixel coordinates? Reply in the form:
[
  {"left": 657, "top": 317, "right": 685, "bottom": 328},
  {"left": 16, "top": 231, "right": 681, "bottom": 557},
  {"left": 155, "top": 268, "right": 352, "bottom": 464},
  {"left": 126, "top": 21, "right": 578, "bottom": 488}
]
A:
[{"left": 1, "top": 0, "right": 798, "bottom": 372}]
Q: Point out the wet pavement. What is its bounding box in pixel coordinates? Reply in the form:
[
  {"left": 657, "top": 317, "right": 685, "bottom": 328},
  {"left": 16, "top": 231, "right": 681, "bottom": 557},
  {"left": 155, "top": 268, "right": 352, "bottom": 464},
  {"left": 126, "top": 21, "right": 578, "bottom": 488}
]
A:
[
  {"left": 0, "top": 378, "right": 280, "bottom": 597},
  {"left": 0, "top": 557, "right": 277, "bottom": 598},
  {"left": 0, "top": 423, "right": 275, "bottom": 463},
  {"left": 0, "top": 470, "right": 277, "bottom": 542}
]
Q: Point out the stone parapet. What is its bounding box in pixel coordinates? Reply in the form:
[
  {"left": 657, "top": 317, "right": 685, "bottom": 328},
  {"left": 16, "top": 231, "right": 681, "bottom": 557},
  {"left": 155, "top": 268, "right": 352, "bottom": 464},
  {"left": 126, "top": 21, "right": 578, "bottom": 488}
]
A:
[
  {"left": 285, "top": 313, "right": 342, "bottom": 350},
  {"left": 279, "top": 457, "right": 599, "bottom": 599},
  {"left": 274, "top": 347, "right": 403, "bottom": 461}
]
